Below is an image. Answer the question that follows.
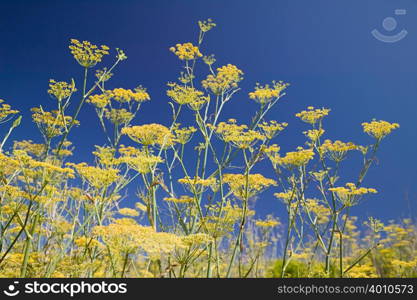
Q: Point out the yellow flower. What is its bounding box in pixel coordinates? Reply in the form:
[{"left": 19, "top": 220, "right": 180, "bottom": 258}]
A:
[
  {"left": 67, "top": 162, "right": 120, "bottom": 189},
  {"left": 201, "top": 64, "right": 243, "bottom": 95},
  {"left": 118, "top": 207, "right": 139, "bottom": 217},
  {"left": 69, "top": 39, "right": 109, "bottom": 68},
  {"left": 0, "top": 99, "right": 19, "bottom": 123},
  {"left": 296, "top": 106, "right": 331, "bottom": 125},
  {"left": 223, "top": 173, "right": 276, "bottom": 199},
  {"left": 121, "top": 124, "right": 174, "bottom": 147},
  {"left": 329, "top": 182, "right": 377, "bottom": 206},
  {"left": 104, "top": 108, "right": 134, "bottom": 125},
  {"left": 119, "top": 145, "right": 163, "bottom": 174},
  {"left": 249, "top": 81, "right": 289, "bottom": 105},
  {"left": 214, "top": 119, "right": 264, "bottom": 149},
  {"left": 169, "top": 43, "right": 202, "bottom": 60},
  {"left": 163, "top": 195, "right": 194, "bottom": 204},
  {"left": 166, "top": 83, "right": 209, "bottom": 110},
  {"left": 255, "top": 217, "right": 280, "bottom": 228},
  {"left": 173, "top": 125, "right": 197, "bottom": 144},
  {"left": 257, "top": 120, "right": 288, "bottom": 140},
  {"left": 362, "top": 120, "right": 399, "bottom": 140},
  {"left": 48, "top": 79, "right": 76, "bottom": 101},
  {"left": 319, "top": 139, "right": 357, "bottom": 162},
  {"left": 31, "top": 107, "right": 78, "bottom": 139},
  {"left": 178, "top": 176, "right": 217, "bottom": 192},
  {"left": 108, "top": 86, "right": 150, "bottom": 103},
  {"left": 276, "top": 147, "right": 315, "bottom": 168},
  {"left": 198, "top": 18, "right": 216, "bottom": 32},
  {"left": 303, "top": 129, "right": 325, "bottom": 142}
]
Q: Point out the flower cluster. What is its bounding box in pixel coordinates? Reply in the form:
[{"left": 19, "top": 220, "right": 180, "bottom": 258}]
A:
[
  {"left": 319, "top": 139, "right": 357, "bottom": 161},
  {"left": 214, "top": 119, "right": 263, "bottom": 149},
  {"left": 166, "top": 83, "right": 209, "bottom": 110},
  {"left": 69, "top": 39, "right": 109, "bottom": 68},
  {"left": 362, "top": 120, "right": 400, "bottom": 140},
  {"left": 329, "top": 183, "right": 377, "bottom": 206},
  {"left": 169, "top": 43, "right": 202, "bottom": 60},
  {"left": 201, "top": 64, "right": 243, "bottom": 95},
  {"left": 48, "top": 79, "right": 76, "bottom": 101},
  {"left": 275, "top": 147, "right": 315, "bottom": 168},
  {"left": 296, "top": 106, "right": 331, "bottom": 125},
  {"left": 249, "top": 81, "right": 289, "bottom": 105},
  {"left": 223, "top": 173, "right": 276, "bottom": 199},
  {"left": 198, "top": 18, "right": 216, "bottom": 32},
  {"left": 121, "top": 124, "right": 174, "bottom": 147}
]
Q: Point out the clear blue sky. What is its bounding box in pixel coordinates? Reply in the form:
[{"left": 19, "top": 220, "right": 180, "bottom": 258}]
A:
[{"left": 0, "top": 0, "right": 416, "bottom": 223}]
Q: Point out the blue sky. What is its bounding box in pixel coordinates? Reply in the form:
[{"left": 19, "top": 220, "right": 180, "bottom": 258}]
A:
[{"left": 0, "top": 0, "right": 416, "bottom": 223}]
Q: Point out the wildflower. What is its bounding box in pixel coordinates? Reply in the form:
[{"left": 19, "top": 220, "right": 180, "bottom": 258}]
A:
[
  {"left": 67, "top": 162, "right": 120, "bottom": 189},
  {"left": 319, "top": 139, "right": 357, "bottom": 162},
  {"left": 163, "top": 195, "right": 194, "bottom": 204},
  {"left": 119, "top": 145, "right": 163, "bottom": 174},
  {"left": 223, "top": 173, "right": 276, "bottom": 199},
  {"left": 118, "top": 207, "right": 139, "bottom": 217},
  {"left": 178, "top": 176, "right": 217, "bottom": 192},
  {"left": 47, "top": 79, "right": 76, "bottom": 102},
  {"left": 362, "top": 120, "right": 399, "bottom": 140},
  {"left": 198, "top": 18, "right": 216, "bottom": 32},
  {"left": 13, "top": 140, "right": 46, "bottom": 158},
  {"left": 87, "top": 93, "right": 110, "bottom": 109},
  {"left": 69, "top": 39, "right": 109, "bottom": 68},
  {"left": 203, "top": 54, "right": 216, "bottom": 66},
  {"left": 92, "top": 146, "right": 119, "bottom": 166},
  {"left": 166, "top": 83, "right": 209, "bottom": 110},
  {"left": 104, "top": 108, "right": 134, "bottom": 125},
  {"left": 214, "top": 119, "right": 264, "bottom": 149},
  {"left": 303, "top": 129, "right": 325, "bottom": 142},
  {"left": 121, "top": 124, "right": 174, "bottom": 147},
  {"left": 255, "top": 217, "right": 280, "bottom": 228},
  {"left": 304, "top": 199, "right": 331, "bottom": 224},
  {"left": 202, "top": 201, "right": 254, "bottom": 238},
  {"left": 108, "top": 87, "right": 150, "bottom": 103},
  {"left": 329, "top": 182, "right": 377, "bottom": 206},
  {"left": 201, "top": 64, "right": 243, "bottom": 95},
  {"left": 93, "top": 218, "right": 185, "bottom": 256},
  {"left": 276, "top": 147, "right": 315, "bottom": 168},
  {"left": 274, "top": 191, "right": 296, "bottom": 203},
  {"left": 0, "top": 99, "right": 19, "bottom": 123},
  {"left": 169, "top": 43, "right": 202, "bottom": 60},
  {"left": 296, "top": 106, "right": 331, "bottom": 125},
  {"left": 95, "top": 68, "right": 113, "bottom": 82},
  {"left": 249, "top": 81, "right": 289, "bottom": 105},
  {"left": 173, "top": 125, "right": 197, "bottom": 144},
  {"left": 257, "top": 120, "right": 288, "bottom": 140},
  {"left": 31, "top": 107, "right": 78, "bottom": 139}
]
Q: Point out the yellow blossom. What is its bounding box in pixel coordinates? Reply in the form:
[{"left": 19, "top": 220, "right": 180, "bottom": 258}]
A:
[
  {"left": 296, "top": 106, "right": 331, "bottom": 125},
  {"left": 169, "top": 43, "right": 202, "bottom": 60},
  {"left": 249, "top": 81, "right": 289, "bottom": 105},
  {"left": 223, "top": 173, "right": 276, "bottom": 199},
  {"left": 201, "top": 64, "right": 243, "bottom": 95},
  {"left": 48, "top": 79, "right": 76, "bottom": 101},
  {"left": 362, "top": 120, "right": 399, "bottom": 140},
  {"left": 69, "top": 39, "right": 109, "bottom": 68},
  {"left": 121, "top": 124, "right": 174, "bottom": 147}
]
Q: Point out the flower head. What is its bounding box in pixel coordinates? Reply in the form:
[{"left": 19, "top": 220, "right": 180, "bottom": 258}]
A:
[
  {"left": 69, "top": 39, "right": 109, "bottom": 68},
  {"left": 362, "top": 120, "right": 399, "bottom": 140},
  {"left": 169, "top": 43, "right": 202, "bottom": 60},
  {"left": 201, "top": 64, "right": 243, "bottom": 95},
  {"left": 249, "top": 81, "right": 289, "bottom": 105},
  {"left": 296, "top": 106, "right": 331, "bottom": 125}
]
